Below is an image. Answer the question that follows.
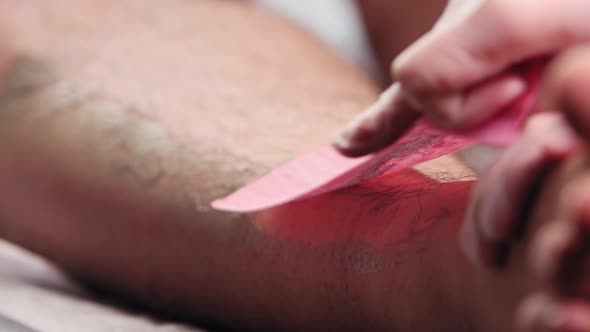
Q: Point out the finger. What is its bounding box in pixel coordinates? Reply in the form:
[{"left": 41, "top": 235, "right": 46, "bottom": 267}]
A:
[
  {"left": 394, "top": 0, "right": 590, "bottom": 127},
  {"left": 461, "top": 112, "right": 578, "bottom": 268},
  {"left": 516, "top": 293, "right": 552, "bottom": 332},
  {"left": 534, "top": 173, "right": 590, "bottom": 297},
  {"left": 458, "top": 73, "right": 528, "bottom": 129},
  {"left": 517, "top": 294, "right": 590, "bottom": 332},
  {"left": 531, "top": 219, "right": 580, "bottom": 294},
  {"left": 539, "top": 45, "right": 590, "bottom": 139},
  {"left": 333, "top": 83, "right": 420, "bottom": 157}
]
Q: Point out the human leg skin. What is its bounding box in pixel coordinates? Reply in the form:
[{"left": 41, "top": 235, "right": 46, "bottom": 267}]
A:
[{"left": 0, "top": 1, "right": 542, "bottom": 331}]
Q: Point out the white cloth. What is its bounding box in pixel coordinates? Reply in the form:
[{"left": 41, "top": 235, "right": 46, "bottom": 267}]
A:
[{"left": 253, "top": 0, "right": 379, "bottom": 78}]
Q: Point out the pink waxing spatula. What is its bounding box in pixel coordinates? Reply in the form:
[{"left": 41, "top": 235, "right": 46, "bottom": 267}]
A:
[{"left": 213, "top": 61, "right": 545, "bottom": 213}]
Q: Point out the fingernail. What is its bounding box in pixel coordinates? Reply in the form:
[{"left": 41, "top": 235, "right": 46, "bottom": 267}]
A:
[
  {"left": 333, "top": 118, "right": 375, "bottom": 157},
  {"left": 332, "top": 132, "right": 353, "bottom": 151},
  {"left": 503, "top": 77, "right": 528, "bottom": 104},
  {"left": 332, "top": 130, "right": 362, "bottom": 156},
  {"left": 334, "top": 85, "right": 400, "bottom": 156}
]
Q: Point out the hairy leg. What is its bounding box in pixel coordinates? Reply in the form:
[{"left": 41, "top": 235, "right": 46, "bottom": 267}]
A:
[{"left": 0, "top": 0, "right": 380, "bottom": 329}]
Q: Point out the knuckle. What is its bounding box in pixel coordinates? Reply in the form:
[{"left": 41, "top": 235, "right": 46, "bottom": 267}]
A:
[{"left": 467, "top": 0, "right": 528, "bottom": 64}]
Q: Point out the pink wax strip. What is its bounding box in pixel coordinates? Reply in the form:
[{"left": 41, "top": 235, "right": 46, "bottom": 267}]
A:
[
  {"left": 213, "top": 125, "right": 476, "bottom": 212},
  {"left": 212, "top": 61, "right": 545, "bottom": 213}
]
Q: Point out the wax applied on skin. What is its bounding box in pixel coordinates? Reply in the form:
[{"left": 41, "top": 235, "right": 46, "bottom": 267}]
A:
[{"left": 213, "top": 63, "right": 543, "bottom": 213}]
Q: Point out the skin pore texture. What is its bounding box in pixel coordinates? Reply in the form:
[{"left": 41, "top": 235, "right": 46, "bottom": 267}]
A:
[{"left": 0, "top": 1, "right": 558, "bottom": 331}]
